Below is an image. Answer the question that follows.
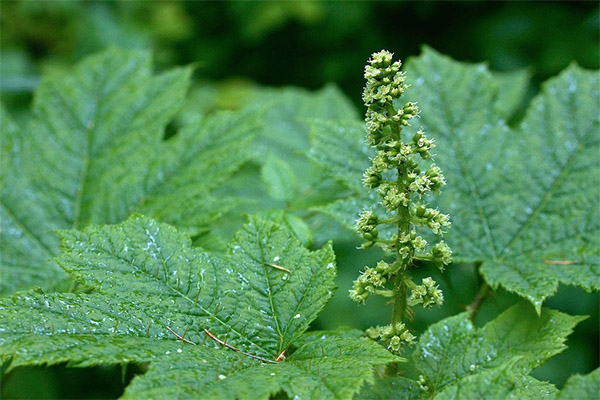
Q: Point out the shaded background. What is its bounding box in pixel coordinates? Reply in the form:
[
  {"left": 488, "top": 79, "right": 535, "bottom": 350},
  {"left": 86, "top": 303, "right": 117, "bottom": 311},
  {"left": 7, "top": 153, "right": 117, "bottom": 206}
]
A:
[
  {"left": 1, "top": 1, "right": 598, "bottom": 398},
  {"left": 2, "top": 1, "right": 598, "bottom": 110}
]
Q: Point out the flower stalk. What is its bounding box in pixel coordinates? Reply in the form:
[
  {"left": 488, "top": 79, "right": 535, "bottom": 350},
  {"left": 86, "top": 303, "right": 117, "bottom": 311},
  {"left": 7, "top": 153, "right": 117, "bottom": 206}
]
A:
[{"left": 350, "top": 50, "right": 452, "bottom": 356}]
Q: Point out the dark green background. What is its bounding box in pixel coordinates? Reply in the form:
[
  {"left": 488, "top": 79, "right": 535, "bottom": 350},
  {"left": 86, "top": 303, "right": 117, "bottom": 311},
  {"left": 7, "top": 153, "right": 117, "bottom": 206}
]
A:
[{"left": 1, "top": 1, "right": 598, "bottom": 398}]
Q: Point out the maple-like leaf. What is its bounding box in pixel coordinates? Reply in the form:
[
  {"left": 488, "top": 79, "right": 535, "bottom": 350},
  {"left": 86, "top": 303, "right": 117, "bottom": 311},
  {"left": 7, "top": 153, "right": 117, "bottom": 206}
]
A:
[
  {"left": 309, "top": 47, "right": 600, "bottom": 311},
  {"left": 0, "top": 215, "right": 400, "bottom": 399},
  {"left": 0, "top": 48, "right": 254, "bottom": 294},
  {"left": 359, "top": 303, "right": 584, "bottom": 399}
]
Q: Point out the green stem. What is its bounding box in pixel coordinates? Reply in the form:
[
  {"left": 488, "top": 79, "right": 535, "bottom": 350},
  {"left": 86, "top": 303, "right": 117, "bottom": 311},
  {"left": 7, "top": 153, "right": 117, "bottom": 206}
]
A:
[
  {"left": 386, "top": 104, "right": 411, "bottom": 377},
  {"left": 390, "top": 114, "right": 411, "bottom": 327},
  {"left": 378, "top": 216, "right": 401, "bottom": 224},
  {"left": 413, "top": 254, "right": 435, "bottom": 262},
  {"left": 372, "top": 289, "right": 395, "bottom": 298},
  {"left": 466, "top": 282, "right": 490, "bottom": 321},
  {"left": 391, "top": 275, "right": 407, "bottom": 325}
]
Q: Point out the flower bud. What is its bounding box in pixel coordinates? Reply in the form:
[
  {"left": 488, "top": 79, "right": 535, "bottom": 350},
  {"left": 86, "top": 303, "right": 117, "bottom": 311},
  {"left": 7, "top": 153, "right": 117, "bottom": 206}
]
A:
[
  {"left": 408, "top": 277, "right": 444, "bottom": 308},
  {"left": 432, "top": 241, "right": 452, "bottom": 266},
  {"left": 362, "top": 166, "right": 382, "bottom": 189},
  {"left": 368, "top": 50, "right": 394, "bottom": 68}
]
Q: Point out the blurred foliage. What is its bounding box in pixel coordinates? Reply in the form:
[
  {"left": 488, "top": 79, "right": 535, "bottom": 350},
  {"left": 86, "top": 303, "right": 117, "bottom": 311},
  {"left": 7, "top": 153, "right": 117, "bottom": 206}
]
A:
[
  {"left": 1, "top": 1, "right": 598, "bottom": 109},
  {"left": 0, "top": 1, "right": 598, "bottom": 398}
]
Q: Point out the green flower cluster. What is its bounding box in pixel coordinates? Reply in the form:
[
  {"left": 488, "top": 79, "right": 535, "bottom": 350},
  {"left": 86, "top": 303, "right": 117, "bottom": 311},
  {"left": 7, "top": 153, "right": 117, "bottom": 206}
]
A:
[
  {"left": 408, "top": 277, "right": 444, "bottom": 308},
  {"left": 366, "top": 322, "right": 416, "bottom": 354},
  {"left": 350, "top": 50, "right": 452, "bottom": 355}
]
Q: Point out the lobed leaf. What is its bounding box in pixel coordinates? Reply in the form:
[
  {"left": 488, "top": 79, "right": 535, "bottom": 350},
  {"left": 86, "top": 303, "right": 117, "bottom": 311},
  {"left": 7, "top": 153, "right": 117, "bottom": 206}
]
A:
[
  {"left": 121, "top": 333, "right": 399, "bottom": 400},
  {"left": 413, "top": 303, "right": 584, "bottom": 396},
  {"left": 557, "top": 368, "right": 599, "bottom": 400},
  {"left": 359, "top": 303, "right": 584, "bottom": 400},
  {"left": 0, "top": 48, "right": 254, "bottom": 295},
  {"left": 0, "top": 215, "right": 397, "bottom": 399},
  {"left": 405, "top": 48, "right": 600, "bottom": 310},
  {"left": 309, "top": 47, "right": 600, "bottom": 310}
]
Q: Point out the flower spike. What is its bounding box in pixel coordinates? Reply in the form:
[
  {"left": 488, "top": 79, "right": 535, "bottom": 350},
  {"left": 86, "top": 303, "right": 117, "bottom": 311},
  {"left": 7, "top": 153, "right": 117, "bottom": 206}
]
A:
[{"left": 350, "top": 50, "right": 453, "bottom": 355}]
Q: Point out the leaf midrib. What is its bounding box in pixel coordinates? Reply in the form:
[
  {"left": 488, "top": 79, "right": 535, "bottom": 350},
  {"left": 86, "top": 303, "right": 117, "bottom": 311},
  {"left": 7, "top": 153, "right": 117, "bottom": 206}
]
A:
[{"left": 138, "top": 228, "right": 272, "bottom": 356}]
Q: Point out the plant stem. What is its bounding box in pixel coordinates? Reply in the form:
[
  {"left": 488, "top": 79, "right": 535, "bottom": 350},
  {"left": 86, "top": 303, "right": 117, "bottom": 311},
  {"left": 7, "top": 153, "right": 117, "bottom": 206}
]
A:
[
  {"left": 466, "top": 282, "right": 490, "bottom": 321},
  {"left": 386, "top": 274, "right": 407, "bottom": 377},
  {"left": 390, "top": 112, "right": 411, "bottom": 327},
  {"left": 391, "top": 275, "right": 407, "bottom": 324}
]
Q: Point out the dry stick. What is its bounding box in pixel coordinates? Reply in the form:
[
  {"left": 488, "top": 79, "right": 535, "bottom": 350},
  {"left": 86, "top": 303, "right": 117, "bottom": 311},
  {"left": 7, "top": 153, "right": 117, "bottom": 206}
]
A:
[
  {"left": 265, "top": 263, "right": 292, "bottom": 274},
  {"left": 166, "top": 326, "right": 197, "bottom": 345},
  {"left": 203, "top": 329, "right": 278, "bottom": 364},
  {"left": 543, "top": 259, "right": 577, "bottom": 265}
]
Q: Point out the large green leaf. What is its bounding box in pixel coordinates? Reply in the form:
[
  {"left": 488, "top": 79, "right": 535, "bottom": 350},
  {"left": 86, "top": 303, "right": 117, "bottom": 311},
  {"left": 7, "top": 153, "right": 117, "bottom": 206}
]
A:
[
  {"left": 492, "top": 68, "right": 531, "bottom": 120},
  {"left": 413, "top": 303, "right": 584, "bottom": 394},
  {"left": 0, "top": 215, "right": 399, "bottom": 399},
  {"left": 309, "top": 47, "right": 599, "bottom": 310},
  {"left": 0, "top": 48, "right": 254, "bottom": 295},
  {"left": 433, "top": 359, "right": 558, "bottom": 400},
  {"left": 405, "top": 48, "right": 600, "bottom": 311},
  {"left": 558, "top": 368, "right": 599, "bottom": 400},
  {"left": 359, "top": 303, "right": 583, "bottom": 399},
  {"left": 122, "top": 331, "right": 398, "bottom": 399},
  {"left": 208, "top": 85, "right": 359, "bottom": 247}
]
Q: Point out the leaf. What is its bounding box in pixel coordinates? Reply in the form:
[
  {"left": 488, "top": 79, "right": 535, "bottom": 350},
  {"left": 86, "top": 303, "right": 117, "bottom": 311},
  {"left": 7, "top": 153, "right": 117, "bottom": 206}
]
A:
[
  {"left": 309, "top": 47, "right": 599, "bottom": 310},
  {"left": 358, "top": 376, "right": 422, "bottom": 400},
  {"left": 208, "top": 85, "right": 359, "bottom": 245},
  {"left": 433, "top": 359, "right": 558, "bottom": 400},
  {"left": 412, "top": 303, "right": 584, "bottom": 397},
  {"left": 261, "top": 153, "right": 298, "bottom": 202},
  {"left": 492, "top": 68, "right": 531, "bottom": 120},
  {"left": 405, "top": 48, "right": 600, "bottom": 311},
  {"left": 308, "top": 119, "right": 370, "bottom": 194},
  {"left": 120, "top": 332, "right": 398, "bottom": 399},
  {"left": 357, "top": 303, "right": 578, "bottom": 400},
  {"left": 558, "top": 368, "right": 600, "bottom": 400},
  {"left": 0, "top": 48, "right": 254, "bottom": 295},
  {"left": 0, "top": 215, "right": 399, "bottom": 399}
]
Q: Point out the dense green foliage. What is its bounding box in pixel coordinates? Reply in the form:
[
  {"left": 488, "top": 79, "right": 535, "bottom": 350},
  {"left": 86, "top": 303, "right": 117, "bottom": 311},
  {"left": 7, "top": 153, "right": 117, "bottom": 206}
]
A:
[
  {"left": 1, "top": 49, "right": 254, "bottom": 294},
  {"left": 361, "top": 303, "right": 590, "bottom": 399},
  {"left": 314, "top": 47, "right": 599, "bottom": 312},
  {"left": 1, "top": 215, "right": 398, "bottom": 399},
  {"left": 1, "top": 4, "right": 598, "bottom": 398}
]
